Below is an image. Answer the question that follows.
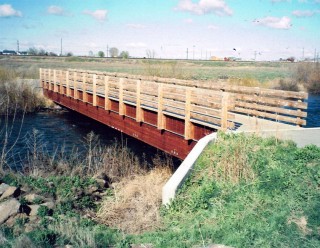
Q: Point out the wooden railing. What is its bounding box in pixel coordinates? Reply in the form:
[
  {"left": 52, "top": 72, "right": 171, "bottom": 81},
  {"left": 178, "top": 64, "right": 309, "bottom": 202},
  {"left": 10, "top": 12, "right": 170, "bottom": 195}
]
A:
[
  {"left": 40, "top": 68, "right": 308, "bottom": 133},
  {"left": 40, "top": 68, "right": 236, "bottom": 140}
]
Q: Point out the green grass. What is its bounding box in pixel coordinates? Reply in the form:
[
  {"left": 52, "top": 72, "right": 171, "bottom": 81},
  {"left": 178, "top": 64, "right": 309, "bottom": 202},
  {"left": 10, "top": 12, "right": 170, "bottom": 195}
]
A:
[
  {"left": 1, "top": 134, "right": 319, "bottom": 247},
  {"left": 133, "top": 133, "right": 320, "bottom": 247}
]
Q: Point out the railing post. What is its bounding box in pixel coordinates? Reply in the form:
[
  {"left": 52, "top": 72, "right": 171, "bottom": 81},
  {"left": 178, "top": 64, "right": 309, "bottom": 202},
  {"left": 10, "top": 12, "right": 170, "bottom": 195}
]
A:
[
  {"left": 83, "top": 72, "right": 88, "bottom": 102},
  {"left": 157, "top": 83, "right": 165, "bottom": 130},
  {"left": 221, "top": 92, "right": 229, "bottom": 131},
  {"left": 53, "top": 70, "right": 57, "bottom": 92},
  {"left": 104, "top": 76, "right": 110, "bottom": 110},
  {"left": 39, "top": 68, "right": 43, "bottom": 88},
  {"left": 93, "top": 74, "right": 97, "bottom": 106},
  {"left": 66, "top": 71, "right": 70, "bottom": 96},
  {"left": 48, "top": 69, "right": 52, "bottom": 91},
  {"left": 119, "top": 78, "right": 125, "bottom": 115},
  {"left": 136, "top": 79, "right": 143, "bottom": 122},
  {"left": 184, "top": 88, "right": 194, "bottom": 140},
  {"left": 74, "top": 72, "right": 78, "bottom": 99},
  {"left": 59, "top": 70, "right": 63, "bottom": 94}
]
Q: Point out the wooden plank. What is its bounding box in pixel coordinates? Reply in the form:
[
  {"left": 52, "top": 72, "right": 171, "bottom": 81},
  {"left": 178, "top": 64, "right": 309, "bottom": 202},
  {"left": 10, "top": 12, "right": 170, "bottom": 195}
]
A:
[
  {"left": 53, "top": 70, "right": 57, "bottom": 92},
  {"left": 236, "top": 94, "right": 307, "bottom": 109},
  {"left": 236, "top": 101, "right": 307, "bottom": 118},
  {"left": 104, "top": 76, "right": 111, "bottom": 110},
  {"left": 74, "top": 72, "right": 78, "bottom": 99},
  {"left": 83, "top": 73, "right": 88, "bottom": 102},
  {"left": 119, "top": 78, "right": 125, "bottom": 115},
  {"left": 185, "top": 88, "right": 194, "bottom": 140},
  {"left": 93, "top": 74, "right": 97, "bottom": 106},
  {"left": 234, "top": 107, "right": 306, "bottom": 126},
  {"left": 136, "top": 79, "right": 144, "bottom": 122},
  {"left": 221, "top": 92, "right": 229, "bottom": 131},
  {"left": 157, "top": 83, "right": 165, "bottom": 130}
]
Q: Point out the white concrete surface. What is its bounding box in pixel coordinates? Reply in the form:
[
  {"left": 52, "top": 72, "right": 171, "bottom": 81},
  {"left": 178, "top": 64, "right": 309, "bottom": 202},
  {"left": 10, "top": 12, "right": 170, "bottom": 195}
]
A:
[
  {"left": 235, "top": 127, "right": 320, "bottom": 148},
  {"left": 162, "top": 132, "right": 218, "bottom": 205}
]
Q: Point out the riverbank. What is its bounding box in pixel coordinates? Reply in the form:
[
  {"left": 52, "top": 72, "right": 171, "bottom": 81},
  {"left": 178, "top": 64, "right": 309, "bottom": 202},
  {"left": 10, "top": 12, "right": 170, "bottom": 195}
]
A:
[{"left": 1, "top": 133, "right": 319, "bottom": 247}]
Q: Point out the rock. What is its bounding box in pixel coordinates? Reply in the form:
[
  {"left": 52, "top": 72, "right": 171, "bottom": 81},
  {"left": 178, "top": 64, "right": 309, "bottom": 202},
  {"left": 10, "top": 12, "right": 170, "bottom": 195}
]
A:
[
  {"left": 0, "top": 198, "right": 21, "bottom": 224},
  {"left": 0, "top": 186, "right": 21, "bottom": 200},
  {"left": 86, "top": 185, "right": 99, "bottom": 195},
  {"left": 5, "top": 213, "right": 28, "bottom": 227},
  {"left": 41, "top": 200, "right": 55, "bottom": 209},
  {"left": 131, "top": 244, "right": 153, "bottom": 248},
  {"left": 28, "top": 205, "right": 40, "bottom": 216},
  {"left": 0, "top": 183, "right": 10, "bottom": 195},
  {"left": 24, "top": 193, "right": 44, "bottom": 204},
  {"left": 94, "top": 173, "right": 111, "bottom": 188}
]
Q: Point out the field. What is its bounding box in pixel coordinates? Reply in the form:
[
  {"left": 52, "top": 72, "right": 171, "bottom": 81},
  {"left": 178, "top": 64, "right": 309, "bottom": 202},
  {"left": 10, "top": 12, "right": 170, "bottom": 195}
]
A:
[{"left": 0, "top": 55, "right": 295, "bottom": 83}]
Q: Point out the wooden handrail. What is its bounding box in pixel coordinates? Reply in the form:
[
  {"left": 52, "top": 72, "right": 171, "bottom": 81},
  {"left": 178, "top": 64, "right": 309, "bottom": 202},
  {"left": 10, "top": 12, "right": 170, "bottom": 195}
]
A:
[{"left": 40, "top": 68, "right": 308, "bottom": 134}]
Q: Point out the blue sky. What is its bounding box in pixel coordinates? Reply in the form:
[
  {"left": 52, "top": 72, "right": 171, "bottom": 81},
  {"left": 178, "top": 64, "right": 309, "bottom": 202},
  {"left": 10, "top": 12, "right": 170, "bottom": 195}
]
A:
[{"left": 1, "top": 0, "right": 319, "bottom": 60}]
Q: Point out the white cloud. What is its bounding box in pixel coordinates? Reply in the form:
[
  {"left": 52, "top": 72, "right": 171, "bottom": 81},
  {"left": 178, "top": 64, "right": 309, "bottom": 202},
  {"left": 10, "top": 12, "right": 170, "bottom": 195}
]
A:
[
  {"left": 255, "top": 16, "right": 292, "bottom": 29},
  {"left": 207, "top": 24, "right": 219, "bottom": 30},
  {"left": 175, "top": 0, "right": 233, "bottom": 16},
  {"left": 47, "top": 6, "right": 65, "bottom": 16},
  {"left": 292, "top": 10, "right": 317, "bottom": 17},
  {"left": 126, "top": 23, "right": 146, "bottom": 29},
  {"left": 83, "top": 9, "right": 108, "bottom": 22},
  {"left": 184, "top": 18, "right": 193, "bottom": 23},
  {"left": 0, "top": 4, "right": 22, "bottom": 17},
  {"left": 126, "top": 42, "right": 147, "bottom": 48}
]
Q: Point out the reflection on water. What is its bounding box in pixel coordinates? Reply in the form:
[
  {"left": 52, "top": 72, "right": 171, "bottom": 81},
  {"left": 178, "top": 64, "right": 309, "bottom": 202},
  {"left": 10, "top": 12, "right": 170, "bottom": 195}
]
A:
[{"left": 306, "top": 94, "right": 320, "bottom": 128}]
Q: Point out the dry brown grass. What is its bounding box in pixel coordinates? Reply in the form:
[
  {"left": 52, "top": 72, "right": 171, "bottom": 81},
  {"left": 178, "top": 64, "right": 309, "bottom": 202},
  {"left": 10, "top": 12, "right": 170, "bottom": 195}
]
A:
[{"left": 96, "top": 166, "right": 172, "bottom": 234}]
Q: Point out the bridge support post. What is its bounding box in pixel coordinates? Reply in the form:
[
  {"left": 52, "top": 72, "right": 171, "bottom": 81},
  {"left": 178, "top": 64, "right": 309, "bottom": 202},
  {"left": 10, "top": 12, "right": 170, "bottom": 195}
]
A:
[
  {"left": 157, "top": 83, "right": 166, "bottom": 130},
  {"left": 104, "top": 76, "right": 111, "bottom": 110},
  {"left": 221, "top": 92, "right": 230, "bottom": 131},
  {"left": 66, "top": 71, "right": 70, "bottom": 96},
  {"left": 82, "top": 73, "right": 88, "bottom": 103},
  {"left": 119, "top": 78, "right": 125, "bottom": 115},
  {"left": 74, "top": 72, "right": 78, "bottom": 99},
  {"left": 136, "top": 79, "right": 143, "bottom": 122},
  {"left": 48, "top": 69, "right": 52, "bottom": 91},
  {"left": 184, "top": 88, "right": 195, "bottom": 140},
  {"left": 53, "top": 70, "right": 57, "bottom": 92},
  {"left": 93, "top": 74, "right": 97, "bottom": 106}
]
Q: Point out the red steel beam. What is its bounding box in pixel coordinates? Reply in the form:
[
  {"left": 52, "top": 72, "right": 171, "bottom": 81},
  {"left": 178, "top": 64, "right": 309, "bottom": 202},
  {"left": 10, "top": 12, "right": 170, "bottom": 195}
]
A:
[{"left": 44, "top": 89, "right": 208, "bottom": 159}]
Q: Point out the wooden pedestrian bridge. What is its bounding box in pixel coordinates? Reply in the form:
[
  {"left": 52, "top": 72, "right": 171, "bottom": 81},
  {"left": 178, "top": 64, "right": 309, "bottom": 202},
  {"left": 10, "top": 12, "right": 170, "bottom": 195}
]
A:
[{"left": 40, "top": 68, "right": 308, "bottom": 160}]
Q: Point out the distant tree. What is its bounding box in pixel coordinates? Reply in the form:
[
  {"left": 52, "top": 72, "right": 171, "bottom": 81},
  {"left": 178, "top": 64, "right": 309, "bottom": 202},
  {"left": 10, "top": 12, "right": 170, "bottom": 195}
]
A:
[
  {"left": 146, "top": 49, "right": 156, "bottom": 59},
  {"left": 98, "top": 51, "right": 105, "bottom": 58},
  {"left": 49, "top": 52, "right": 58, "bottom": 56},
  {"left": 286, "top": 57, "right": 295, "bottom": 63},
  {"left": 88, "top": 51, "right": 94, "bottom": 57},
  {"left": 120, "top": 51, "right": 129, "bottom": 59},
  {"left": 38, "top": 48, "right": 47, "bottom": 56},
  {"left": 109, "top": 47, "right": 119, "bottom": 57},
  {"left": 27, "top": 47, "right": 38, "bottom": 55},
  {"left": 66, "top": 52, "right": 73, "bottom": 57}
]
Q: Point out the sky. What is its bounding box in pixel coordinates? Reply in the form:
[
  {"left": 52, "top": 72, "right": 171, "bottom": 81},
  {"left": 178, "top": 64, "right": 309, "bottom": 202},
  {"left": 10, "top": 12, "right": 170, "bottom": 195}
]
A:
[{"left": 0, "top": 0, "right": 319, "bottom": 61}]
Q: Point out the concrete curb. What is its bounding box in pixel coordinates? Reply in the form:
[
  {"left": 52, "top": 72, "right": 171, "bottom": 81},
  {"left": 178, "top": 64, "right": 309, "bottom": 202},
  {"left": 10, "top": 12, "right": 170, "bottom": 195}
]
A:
[{"left": 162, "top": 132, "right": 218, "bottom": 205}]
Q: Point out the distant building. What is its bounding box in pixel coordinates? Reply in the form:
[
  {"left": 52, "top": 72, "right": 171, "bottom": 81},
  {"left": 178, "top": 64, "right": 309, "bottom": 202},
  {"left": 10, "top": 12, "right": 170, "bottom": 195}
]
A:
[
  {"left": 2, "top": 50, "right": 17, "bottom": 55},
  {"left": 18, "top": 51, "right": 28, "bottom": 55}
]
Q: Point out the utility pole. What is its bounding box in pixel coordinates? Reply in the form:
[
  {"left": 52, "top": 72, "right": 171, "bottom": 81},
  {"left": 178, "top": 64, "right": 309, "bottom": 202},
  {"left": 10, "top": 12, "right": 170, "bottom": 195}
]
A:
[
  {"left": 17, "top": 40, "right": 19, "bottom": 54},
  {"left": 186, "top": 48, "right": 188, "bottom": 60},
  {"left": 107, "top": 45, "right": 109, "bottom": 58},
  {"left": 60, "top": 38, "right": 62, "bottom": 56},
  {"left": 302, "top": 47, "right": 304, "bottom": 61}
]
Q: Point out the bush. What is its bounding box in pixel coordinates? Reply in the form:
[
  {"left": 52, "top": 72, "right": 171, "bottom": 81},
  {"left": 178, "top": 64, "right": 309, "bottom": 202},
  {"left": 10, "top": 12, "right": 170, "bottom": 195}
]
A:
[{"left": 294, "top": 62, "right": 320, "bottom": 93}]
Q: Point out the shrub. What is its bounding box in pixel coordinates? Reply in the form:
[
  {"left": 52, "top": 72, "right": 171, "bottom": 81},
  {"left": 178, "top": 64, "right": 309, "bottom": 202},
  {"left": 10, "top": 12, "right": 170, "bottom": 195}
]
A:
[{"left": 294, "top": 62, "right": 320, "bottom": 93}]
